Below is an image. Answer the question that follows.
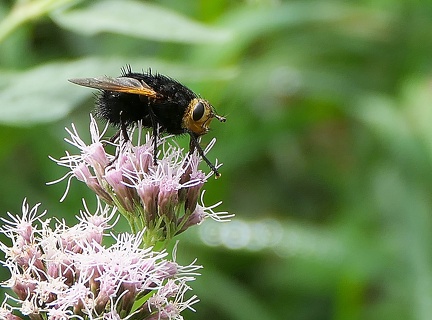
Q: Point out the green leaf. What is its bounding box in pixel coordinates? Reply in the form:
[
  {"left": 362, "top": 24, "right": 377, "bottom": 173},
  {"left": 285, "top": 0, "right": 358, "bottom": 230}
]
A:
[
  {"left": 0, "top": 57, "right": 237, "bottom": 126},
  {"left": 51, "top": 0, "right": 232, "bottom": 44},
  {"left": 0, "top": 58, "right": 101, "bottom": 126}
]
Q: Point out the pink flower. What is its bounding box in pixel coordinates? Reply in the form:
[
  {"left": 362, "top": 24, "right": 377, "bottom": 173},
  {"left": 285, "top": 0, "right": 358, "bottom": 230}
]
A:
[
  {"left": 49, "top": 116, "right": 232, "bottom": 245},
  {"left": 0, "top": 200, "right": 202, "bottom": 320}
]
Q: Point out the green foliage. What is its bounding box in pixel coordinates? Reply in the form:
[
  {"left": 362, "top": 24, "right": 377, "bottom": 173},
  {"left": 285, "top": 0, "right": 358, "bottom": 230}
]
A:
[
  {"left": 51, "top": 0, "right": 232, "bottom": 43},
  {"left": 1, "top": 0, "right": 432, "bottom": 319}
]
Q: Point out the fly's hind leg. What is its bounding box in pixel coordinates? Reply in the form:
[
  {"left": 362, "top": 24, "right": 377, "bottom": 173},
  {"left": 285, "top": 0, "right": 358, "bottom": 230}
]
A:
[
  {"left": 106, "top": 111, "right": 130, "bottom": 167},
  {"left": 144, "top": 108, "right": 158, "bottom": 166}
]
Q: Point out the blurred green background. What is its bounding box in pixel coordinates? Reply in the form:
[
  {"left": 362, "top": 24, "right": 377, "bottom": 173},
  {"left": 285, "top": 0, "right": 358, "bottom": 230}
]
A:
[{"left": 2, "top": 0, "right": 432, "bottom": 319}]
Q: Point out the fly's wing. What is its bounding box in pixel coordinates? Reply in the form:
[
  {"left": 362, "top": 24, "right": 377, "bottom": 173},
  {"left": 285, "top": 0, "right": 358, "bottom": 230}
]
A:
[{"left": 69, "top": 76, "right": 159, "bottom": 98}]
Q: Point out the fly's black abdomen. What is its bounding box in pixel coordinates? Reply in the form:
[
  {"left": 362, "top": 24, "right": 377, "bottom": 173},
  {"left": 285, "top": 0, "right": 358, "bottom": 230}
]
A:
[{"left": 96, "top": 91, "right": 152, "bottom": 127}]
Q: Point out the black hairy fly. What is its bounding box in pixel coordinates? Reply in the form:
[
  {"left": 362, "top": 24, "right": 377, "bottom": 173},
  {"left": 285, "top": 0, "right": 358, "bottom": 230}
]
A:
[{"left": 69, "top": 66, "right": 226, "bottom": 177}]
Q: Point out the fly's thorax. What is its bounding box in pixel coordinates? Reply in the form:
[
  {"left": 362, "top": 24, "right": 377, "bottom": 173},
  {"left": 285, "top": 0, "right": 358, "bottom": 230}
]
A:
[{"left": 183, "top": 98, "right": 223, "bottom": 136}]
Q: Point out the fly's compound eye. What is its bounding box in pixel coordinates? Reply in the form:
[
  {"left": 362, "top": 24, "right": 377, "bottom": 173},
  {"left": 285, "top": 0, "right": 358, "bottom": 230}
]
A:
[
  {"left": 192, "top": 101, "right": 205, "bottom": 121},
  {"left": 184, "top": 98, "right": 216, "bottom": 136}
]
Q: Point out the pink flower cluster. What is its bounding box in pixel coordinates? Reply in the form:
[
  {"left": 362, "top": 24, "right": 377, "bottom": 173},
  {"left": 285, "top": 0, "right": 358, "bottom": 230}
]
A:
[
  {"left": 0, "top": 115, "right": 233, "bottom": 319},
  {"left": 0, "top": 199, "right": 200, "bottom": 320},
  {"left": 50, "top": 116, "right": 233, "bottom": 244}
]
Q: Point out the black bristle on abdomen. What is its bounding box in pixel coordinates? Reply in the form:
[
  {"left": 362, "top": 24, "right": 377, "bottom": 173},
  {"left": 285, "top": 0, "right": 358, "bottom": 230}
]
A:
[{"left": 96, "top": 90, "right": 152, "bottom": 127}]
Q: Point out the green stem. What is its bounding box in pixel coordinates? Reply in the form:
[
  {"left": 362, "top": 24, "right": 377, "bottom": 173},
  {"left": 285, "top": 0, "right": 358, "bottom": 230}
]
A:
[
  {"left": 0, "top": 0, "right": 75, "bottom": 44},
  {"left": 127, "top": 214, "right": 137, "bottom": 234}
]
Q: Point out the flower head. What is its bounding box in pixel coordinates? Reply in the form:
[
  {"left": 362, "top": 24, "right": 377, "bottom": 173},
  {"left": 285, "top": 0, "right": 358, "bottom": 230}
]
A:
[
  {"left": 49, "top": 116, "right": 232, "bottom": 245},
  {"left": 0, "top": 200, "right": 201, "bottom": 320}
]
